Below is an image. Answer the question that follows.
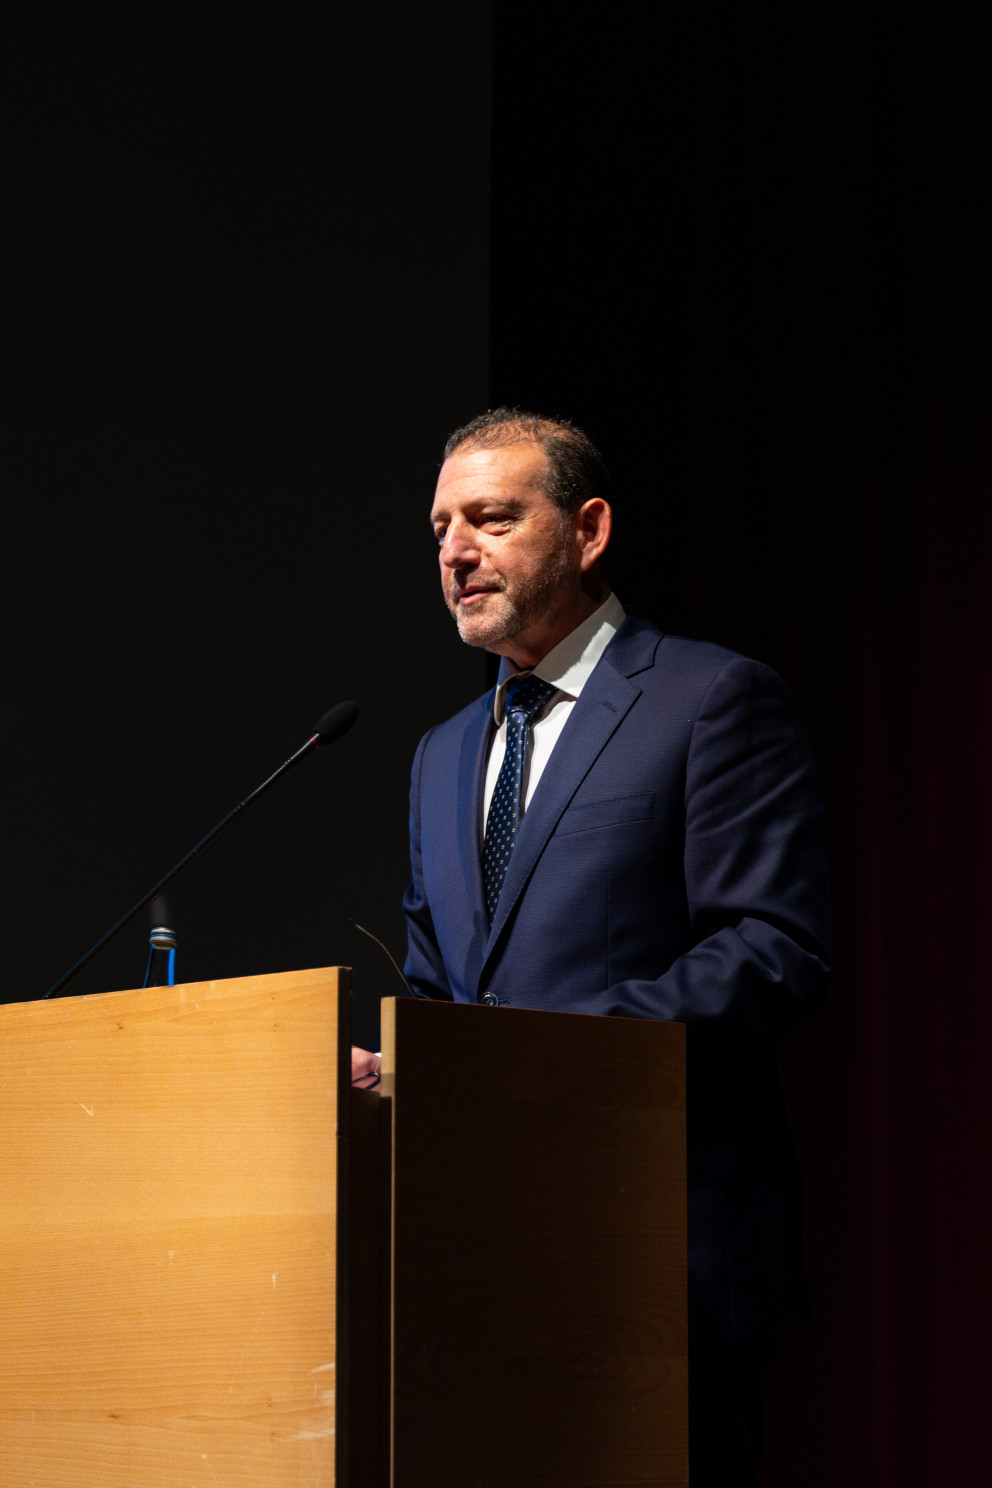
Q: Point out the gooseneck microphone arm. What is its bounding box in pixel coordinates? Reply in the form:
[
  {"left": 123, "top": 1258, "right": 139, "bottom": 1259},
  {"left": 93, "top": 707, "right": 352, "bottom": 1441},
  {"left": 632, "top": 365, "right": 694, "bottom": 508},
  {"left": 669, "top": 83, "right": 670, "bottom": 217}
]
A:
[{"left": 43, "top": 701, "right": 359, "bottom": 1001}]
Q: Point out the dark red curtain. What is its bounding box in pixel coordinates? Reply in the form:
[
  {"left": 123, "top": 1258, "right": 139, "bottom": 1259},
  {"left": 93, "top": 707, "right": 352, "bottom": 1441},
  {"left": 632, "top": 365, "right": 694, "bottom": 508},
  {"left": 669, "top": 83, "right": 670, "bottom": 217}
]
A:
[{"left": 491, "top": 3, "right": 992, "bottom": 1480}]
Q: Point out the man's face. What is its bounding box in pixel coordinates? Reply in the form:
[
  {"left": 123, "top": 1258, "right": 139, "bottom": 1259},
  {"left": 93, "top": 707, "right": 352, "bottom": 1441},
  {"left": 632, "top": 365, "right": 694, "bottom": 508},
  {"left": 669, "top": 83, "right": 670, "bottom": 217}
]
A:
[{"left": 430, "top": 441, "right": 582, "bottom": 667}]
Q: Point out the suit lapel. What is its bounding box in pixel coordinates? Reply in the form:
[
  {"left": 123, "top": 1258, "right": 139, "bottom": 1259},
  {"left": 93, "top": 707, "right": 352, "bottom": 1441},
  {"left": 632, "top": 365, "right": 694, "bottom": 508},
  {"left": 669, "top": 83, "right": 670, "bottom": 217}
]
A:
[
  {"left": 457, "top": 690, "right": 495, "bottom": 936},
  {"left": 482, "top": 652, "right": 644, "bottom": 962}
]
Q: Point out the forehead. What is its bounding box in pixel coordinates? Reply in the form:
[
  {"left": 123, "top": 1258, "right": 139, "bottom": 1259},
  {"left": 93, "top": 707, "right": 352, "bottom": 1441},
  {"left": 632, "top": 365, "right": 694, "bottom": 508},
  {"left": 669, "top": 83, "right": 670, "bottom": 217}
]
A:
[{"left": 430, "top": 441, "right": 551, "bottom": 516}]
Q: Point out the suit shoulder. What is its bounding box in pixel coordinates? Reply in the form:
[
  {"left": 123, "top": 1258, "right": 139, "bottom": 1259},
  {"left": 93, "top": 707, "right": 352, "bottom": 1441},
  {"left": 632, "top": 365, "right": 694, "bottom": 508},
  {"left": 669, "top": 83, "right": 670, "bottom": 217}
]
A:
[
  {"left": 607, "top": 620, "right": 796, "bottom": 716},
  {"left": 656, "top": 634, "right": 784, "bottom": 689},
  {"left": 607, "top": 616, "right": 769, "bottom": 683},
  {"left": 656, "top": 632, "right": 747, "bottom": 671}
]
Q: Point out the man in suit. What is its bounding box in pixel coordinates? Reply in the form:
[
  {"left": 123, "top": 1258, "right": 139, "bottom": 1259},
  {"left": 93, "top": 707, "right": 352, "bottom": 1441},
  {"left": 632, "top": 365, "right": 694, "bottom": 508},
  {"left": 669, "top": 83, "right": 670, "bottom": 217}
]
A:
[{"left": 357, "top": 408, "right": 831, "bottom": 1484}]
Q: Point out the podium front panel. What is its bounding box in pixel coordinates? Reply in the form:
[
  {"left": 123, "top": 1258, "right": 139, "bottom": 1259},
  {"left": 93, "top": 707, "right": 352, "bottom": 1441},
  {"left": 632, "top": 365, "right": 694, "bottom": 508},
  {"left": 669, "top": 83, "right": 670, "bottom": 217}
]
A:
[
  {"left": 0, "top": 966, "right": 348, "bottom": 1488},
  {"left": 382, "top": 999, "right": 687, "bottom": 1488}
]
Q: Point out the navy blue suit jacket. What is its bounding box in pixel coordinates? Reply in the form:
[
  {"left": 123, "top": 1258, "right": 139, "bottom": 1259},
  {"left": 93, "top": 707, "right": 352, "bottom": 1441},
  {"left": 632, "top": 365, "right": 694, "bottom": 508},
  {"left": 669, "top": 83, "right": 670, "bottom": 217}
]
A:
[{"left": 403, "top": 615, "right": 832, "bottom": 1341}]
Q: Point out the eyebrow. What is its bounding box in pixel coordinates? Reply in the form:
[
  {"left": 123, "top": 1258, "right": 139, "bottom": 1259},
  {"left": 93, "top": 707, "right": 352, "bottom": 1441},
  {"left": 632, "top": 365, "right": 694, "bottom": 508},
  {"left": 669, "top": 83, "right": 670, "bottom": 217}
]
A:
[{"left": 429, "top": 496, "right": 528, "bottom": 530}]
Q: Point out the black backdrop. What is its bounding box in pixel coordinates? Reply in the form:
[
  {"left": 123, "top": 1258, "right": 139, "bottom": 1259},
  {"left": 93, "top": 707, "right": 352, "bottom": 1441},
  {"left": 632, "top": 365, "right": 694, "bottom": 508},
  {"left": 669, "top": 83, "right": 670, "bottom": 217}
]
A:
[
  {"left": 5, "top": 3, "right": 992, "bottom": 1482},
  {"left": 490, "top": 3, "right": 992, "bottom": 1483},
  {"left": 2, "top": 8, "right": 492, "bottom": 1048}
]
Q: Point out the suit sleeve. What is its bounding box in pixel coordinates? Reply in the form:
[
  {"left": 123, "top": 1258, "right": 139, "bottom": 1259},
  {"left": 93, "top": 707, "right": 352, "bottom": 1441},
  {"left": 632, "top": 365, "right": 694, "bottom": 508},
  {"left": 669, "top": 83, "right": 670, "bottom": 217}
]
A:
[
  {"left": 401, "top": 727, "right": 454, "bottom": 1001},
  {"left": 569, "top": 657, "right": 832, "bottom": 1034}
]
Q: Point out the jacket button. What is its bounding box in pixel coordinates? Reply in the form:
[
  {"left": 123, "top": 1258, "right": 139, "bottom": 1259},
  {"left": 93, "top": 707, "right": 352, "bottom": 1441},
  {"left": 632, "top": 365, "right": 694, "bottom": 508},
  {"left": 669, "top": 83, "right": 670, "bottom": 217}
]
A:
[{"left": 480, "top": 992, "right": 499, "bottom": 1007}]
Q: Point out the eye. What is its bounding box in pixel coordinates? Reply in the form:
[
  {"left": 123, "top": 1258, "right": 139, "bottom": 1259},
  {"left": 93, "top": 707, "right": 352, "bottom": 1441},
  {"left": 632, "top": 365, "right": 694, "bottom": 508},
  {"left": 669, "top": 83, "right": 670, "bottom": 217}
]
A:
[{"left": 433, "top": 525, "right": 447, "bottom": 544}]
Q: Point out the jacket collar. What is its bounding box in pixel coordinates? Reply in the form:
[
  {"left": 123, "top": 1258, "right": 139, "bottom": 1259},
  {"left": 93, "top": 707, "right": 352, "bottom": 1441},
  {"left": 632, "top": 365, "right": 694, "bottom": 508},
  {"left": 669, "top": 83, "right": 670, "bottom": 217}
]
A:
[
  {"left": 480, "top": 615, "right": 663, "bottom": 967},
  {"left": 456, "top": 689, "right": 496, "bottom": 951}
]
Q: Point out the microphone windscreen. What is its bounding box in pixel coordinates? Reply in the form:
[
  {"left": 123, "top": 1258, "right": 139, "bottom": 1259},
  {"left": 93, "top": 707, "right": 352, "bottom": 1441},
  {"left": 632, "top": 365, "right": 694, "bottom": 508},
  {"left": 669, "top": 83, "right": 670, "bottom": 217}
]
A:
[{"left": 313, "top": 700, "right": 359, "bottom": 745}]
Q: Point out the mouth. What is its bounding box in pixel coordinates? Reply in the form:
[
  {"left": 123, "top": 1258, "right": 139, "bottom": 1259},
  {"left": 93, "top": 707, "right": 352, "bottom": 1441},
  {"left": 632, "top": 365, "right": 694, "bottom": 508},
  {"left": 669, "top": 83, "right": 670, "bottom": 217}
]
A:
[{"left": 454, "top": 584, "right": 498, "bottom": 606}]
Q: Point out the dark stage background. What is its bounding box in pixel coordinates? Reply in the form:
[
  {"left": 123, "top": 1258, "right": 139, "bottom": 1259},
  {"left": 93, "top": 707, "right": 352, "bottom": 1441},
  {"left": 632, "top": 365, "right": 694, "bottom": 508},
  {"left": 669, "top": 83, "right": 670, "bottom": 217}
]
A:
[
  {"left": 5, "top": 3, "right": 992, "bottom": 1482},
  {"left": 490, "top": 3, "right": 992, "bottom": 1484},
  {"left": 2, "top": 8, "right": 492, "bottom": 1049}
]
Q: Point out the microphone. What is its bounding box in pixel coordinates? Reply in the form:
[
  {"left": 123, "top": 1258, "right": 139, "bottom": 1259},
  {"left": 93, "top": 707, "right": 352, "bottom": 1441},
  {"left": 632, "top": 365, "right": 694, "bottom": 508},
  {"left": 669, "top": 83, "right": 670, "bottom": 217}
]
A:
[
  {"left": 349, "top": 917, "right": 433, "bottom": 999},
  {"left": 44, "top": 702, "right": 359, "bottom": 1001}
]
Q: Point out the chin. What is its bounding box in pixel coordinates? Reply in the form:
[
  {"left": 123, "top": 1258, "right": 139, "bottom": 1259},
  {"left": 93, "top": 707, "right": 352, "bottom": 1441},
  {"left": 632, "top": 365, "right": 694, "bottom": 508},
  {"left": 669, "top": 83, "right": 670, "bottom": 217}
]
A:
[
  {"left": 456, "top": 618, "right": 511, "bottom": 650},
  {"left": 454, "top": 605, "right": 519, "bottom": 652}
]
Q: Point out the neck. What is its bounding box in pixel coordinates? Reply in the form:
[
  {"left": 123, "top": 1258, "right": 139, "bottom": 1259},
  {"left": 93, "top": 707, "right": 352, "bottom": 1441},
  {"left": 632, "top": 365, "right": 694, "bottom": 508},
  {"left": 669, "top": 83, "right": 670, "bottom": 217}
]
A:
[{"left": 499, "top": 584, "right": 611, "bottom": 671}]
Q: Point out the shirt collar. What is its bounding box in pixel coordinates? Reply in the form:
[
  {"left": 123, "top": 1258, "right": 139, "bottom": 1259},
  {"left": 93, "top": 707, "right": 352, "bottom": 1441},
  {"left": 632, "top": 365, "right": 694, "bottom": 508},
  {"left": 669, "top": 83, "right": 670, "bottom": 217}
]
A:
[{"left": 492, "top": 592, "right": 626, "bottom": 724}]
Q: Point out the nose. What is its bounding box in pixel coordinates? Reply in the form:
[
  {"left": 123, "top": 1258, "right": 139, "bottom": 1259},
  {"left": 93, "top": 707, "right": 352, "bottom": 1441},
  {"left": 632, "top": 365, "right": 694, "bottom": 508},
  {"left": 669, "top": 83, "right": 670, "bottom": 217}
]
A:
[{"left": 439, "top": 516, "right": 479, "bottom": 570}]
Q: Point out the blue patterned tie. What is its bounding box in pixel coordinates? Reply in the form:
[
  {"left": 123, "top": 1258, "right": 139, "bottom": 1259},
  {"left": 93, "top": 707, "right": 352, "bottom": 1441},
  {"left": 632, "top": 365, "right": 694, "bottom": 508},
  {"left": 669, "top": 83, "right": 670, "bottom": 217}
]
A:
[{"left": 483, "top": 672, "right": 557, "bottom": 922}]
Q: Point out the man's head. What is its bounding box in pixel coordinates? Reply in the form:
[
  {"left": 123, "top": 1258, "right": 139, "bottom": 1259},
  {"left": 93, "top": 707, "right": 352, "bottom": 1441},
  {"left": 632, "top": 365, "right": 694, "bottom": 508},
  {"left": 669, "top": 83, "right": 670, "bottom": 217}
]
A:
[
  {"left": 431, "top": 409, "right": 613, "bottom": 669},
  {"left": 442, "top": 409, "right": 612, "bottom": 517}
]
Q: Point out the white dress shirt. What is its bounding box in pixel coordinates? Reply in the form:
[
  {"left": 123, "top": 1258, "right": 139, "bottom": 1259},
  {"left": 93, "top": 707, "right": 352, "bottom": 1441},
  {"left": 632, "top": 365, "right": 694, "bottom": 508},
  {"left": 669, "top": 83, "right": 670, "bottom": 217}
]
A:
[{"left": 482, "top": 592, "right": 626, "bottom": 831}]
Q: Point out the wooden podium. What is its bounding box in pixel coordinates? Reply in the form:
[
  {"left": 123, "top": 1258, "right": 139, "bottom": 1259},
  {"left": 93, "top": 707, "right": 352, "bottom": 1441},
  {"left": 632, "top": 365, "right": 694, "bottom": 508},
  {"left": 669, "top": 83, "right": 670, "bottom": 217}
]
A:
[{"left": 0, "top": 969, "right": 686, "bottom": 1487}]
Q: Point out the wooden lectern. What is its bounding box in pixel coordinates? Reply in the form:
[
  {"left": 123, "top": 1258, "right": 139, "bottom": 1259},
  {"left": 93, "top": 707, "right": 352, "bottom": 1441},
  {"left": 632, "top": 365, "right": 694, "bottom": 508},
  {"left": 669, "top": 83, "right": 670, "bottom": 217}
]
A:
[{"left": 0, "top": 969, "right": 686, "bottom": 1487}]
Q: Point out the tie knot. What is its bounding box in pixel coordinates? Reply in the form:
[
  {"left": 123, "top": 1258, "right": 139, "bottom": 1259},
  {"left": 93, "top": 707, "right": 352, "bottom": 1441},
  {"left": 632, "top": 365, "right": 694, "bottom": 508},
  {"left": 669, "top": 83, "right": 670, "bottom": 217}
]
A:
[{"left": 504, "top": 673, "right": 556, "bottom": 722}]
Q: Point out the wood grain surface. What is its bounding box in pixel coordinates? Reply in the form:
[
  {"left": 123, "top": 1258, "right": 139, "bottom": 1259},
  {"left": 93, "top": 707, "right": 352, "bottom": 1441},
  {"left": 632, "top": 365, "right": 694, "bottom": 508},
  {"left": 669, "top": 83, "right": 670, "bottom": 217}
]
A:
[
  {"left": 381, "top": 999, "right": 687, "bottom": 1488},
  {"left": 0, "top": 967, "right": 347, "bottom": 1488}
]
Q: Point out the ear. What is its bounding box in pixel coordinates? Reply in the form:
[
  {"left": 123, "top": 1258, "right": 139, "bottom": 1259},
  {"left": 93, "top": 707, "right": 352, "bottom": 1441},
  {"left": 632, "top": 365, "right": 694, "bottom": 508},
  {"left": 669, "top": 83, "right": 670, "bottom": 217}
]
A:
[{"left": 574, "top": 498, "right": 612, "bottom": 571}]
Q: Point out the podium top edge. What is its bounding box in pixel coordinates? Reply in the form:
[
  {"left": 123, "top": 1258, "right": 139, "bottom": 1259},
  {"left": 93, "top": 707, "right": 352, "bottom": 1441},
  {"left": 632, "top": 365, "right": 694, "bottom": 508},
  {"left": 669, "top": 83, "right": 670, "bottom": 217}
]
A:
[{"left": 3, "top": 966, "right": 353, "bottom": 1019}]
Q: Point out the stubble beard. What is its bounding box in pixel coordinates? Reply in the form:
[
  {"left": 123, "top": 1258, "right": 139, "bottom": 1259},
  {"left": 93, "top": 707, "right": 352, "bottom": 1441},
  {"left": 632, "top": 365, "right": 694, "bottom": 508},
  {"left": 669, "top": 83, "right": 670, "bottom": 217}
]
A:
[{"left": 449, "top": 543, "right": 574, "bottom": 653}]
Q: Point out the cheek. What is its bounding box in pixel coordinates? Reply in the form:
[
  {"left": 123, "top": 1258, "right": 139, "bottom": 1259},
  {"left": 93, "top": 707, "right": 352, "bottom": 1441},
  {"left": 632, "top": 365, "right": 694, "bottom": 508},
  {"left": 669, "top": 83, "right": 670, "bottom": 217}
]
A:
[{"left": 513, "top": 545, "right": 555, "bottom": 583}]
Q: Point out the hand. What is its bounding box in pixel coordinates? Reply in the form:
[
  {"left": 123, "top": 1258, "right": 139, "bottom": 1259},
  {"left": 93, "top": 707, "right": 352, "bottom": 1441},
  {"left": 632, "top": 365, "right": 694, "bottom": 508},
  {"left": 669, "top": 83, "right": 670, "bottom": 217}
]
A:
[{"left": 351, "top": 1046, "right": 381, "bottom": 1091}]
